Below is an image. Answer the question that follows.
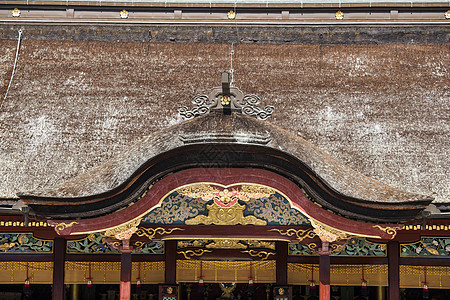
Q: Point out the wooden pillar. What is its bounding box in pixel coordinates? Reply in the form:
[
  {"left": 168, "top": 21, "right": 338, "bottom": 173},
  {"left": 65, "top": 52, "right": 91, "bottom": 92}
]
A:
[
  {"left": 388, "top": 241, "right": 400, "bottom": 300},
  {"left": 319, "top": 241, "right": 331, "bottom": 300},
  {"left": 52, "top": 237, "right": 65, "bottom": 300},
  {"left": 120, "top": 239, "right": 133, "bottom": 300},
  {"left": 276, "top": 241, "right": 288, "bottom": 285},
  {"left": 165, "top": 240, "right": 177, "bottom": 284}
]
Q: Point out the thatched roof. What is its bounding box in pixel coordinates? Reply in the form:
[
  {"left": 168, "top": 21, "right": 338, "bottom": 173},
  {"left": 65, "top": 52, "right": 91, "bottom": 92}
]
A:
[{"left": 0, "top": 40, "right": 448, "bottom": 205}]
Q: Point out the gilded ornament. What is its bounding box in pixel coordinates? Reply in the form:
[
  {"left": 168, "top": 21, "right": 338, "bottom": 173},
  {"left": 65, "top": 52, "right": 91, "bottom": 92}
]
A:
[
  {"left": 177, "top": 249, "right": 212, "bottom": 260},
  {"left": 103, "top": 218, "right": 142, "bottom": 240},
  {"left": 227, "top": 10, "right": 236, "bottom": 20},
  {"left": 177, "top": 240, "right": 209, "bottom": 249},
  {"left": 12, "top": 8, "right": 20, "bottom": 17},
  {"left": 269, "top": 228, "right": 316, "bottom": 241},
  {"left": 335, "top": 10, "right": 344, "bottom": 20},
  {"left": 53, "top": 221, "right": 79, "bottom": 235},
  {"left": 17, "top": 234, "right": 28, "bottom": 244},
  {"left": 373, "top": 225, "right": 403, "bottom": 239},
  {"left": 221, "top": 95, "right": 231, "bottom": 105},
  {"left": 330, "top": 243, "right": 345, "bottom": 254},
  {"left": 307, "top": 243, "right": 317, "bottom": 250},
  {"left": 120, "top": 10, "right": 129, "bottom": 19},
  {"left": 445, "top": 10, "right": 450, "bottom": 19},
  {"left": 178, "top": 184, "right": 275, "bottom": 208},
  {"left": 167, "top": 287, "right": 173, "bottom": 294},
  {"left": 205, "top": 240, "right": 247, "bottom": 249},
  {"left": 247, "top": 240, "right": 276, "bottom": 250},
  {"left": 241, "top": 249, "right": 275, "bottom": 260},
  {"left": 185, "top": 202, "right": 266, "bottom": 226},
  {"left": 0, "top": 242, "right": 15, "bottom": 252},
  {"left": 135, "top": 227, "right": 184, "bottom": 240},
  {"left": 311, "top": 219, "right": 348, "bottom": 242}
]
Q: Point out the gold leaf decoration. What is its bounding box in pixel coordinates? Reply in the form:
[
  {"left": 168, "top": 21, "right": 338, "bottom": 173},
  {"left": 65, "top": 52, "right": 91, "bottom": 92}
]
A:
[
  {"left": 373, "top": 225, "right": 403, "bottom": 239},
  {"left": 177, "top": 249, "right": 212, "bottom": 260},
  {"left": 241, "top": 249, "right": 275, "bottom": 260},
  {"left": 135, "top": 227, "right": 184, "bottom": 240},
  {"left": 185, "top": 202, "right": 266, "bottom": 226},
  {"left": 103, "top": 218, "right": 142, "bottom": 240},
  {"left": 269, "top": 228, "right": 316, "bottom": 241},
  {"left": 53, "top": 221, "right": 79, "bottom": 235},
  {"left": 205, "top": 240, "right": 247, "bottom": 249}
]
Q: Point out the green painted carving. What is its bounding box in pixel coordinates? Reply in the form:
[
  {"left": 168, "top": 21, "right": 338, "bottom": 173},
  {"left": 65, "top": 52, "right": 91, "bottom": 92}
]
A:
[
  {"left": 133, "top": 241, "right": 164, "bottom": 254},
  {"left": 245, "top": 193, "right": 310, "bottom": 226},
  {"left": 67, "top": 234, "right": 165, "bottom": 254},
  {"left": 67, "top": 234, "right": 120, "bottom": 254},
  {"left": 0, "top": 233, "right": 53, "bottom": 253},
  {"left": 401, "top": 237, "right": 450, "bottom": 258},
  {"left": 141, "top": 193, "right": 207, "bottom": 225},
  {"left": 332, "top": 238, "right": 386, "bottom": 257},
  {"left": 289, "top": 243, "right": 315, "bottom": 256}
]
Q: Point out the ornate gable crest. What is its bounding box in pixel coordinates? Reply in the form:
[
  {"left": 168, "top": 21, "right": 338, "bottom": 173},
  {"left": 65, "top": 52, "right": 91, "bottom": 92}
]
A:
[{"left": 179, "top": 71, "right": 274, "bottom": 120}]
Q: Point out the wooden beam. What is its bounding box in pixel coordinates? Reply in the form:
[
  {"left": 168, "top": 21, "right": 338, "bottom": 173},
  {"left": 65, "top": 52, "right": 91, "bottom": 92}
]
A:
[
  {"left": 276, "top": 241, "right": 288, "bottom": 285},
  {"left": 165, "top": 240, "right": 177, "bottom": 285},
  {"left": 319, "top": 242, "right": 331, "bottom": 300},
  {"left": 120, "top": 250, "right": 132, "bottom": 300},
  {"left": 52, "top": 237, "right": 65, "bottom": 300},
  {"left": 388, "top": 241, "right": 400, "bottom": 300}
]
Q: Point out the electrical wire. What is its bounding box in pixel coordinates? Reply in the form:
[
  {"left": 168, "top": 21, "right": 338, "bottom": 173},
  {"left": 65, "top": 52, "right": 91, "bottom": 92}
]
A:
[{"left": 0, "top": 29, "right": 23, "bottom": 111}]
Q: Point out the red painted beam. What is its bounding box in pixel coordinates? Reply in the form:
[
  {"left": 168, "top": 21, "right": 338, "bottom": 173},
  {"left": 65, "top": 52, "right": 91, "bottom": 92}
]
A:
[
  {"left": 120, "top": 251, "right": 132, "bottom": 300},
  {"left": 319, "top": 243, "right": 331, "bottom": 300},
  {"left": 52, "top": 237, "right": 65, "bottom": 300},
  {"left": 388, "top": 241, "right": 400, "bottom": 300},
  {"left": 49, "top": 168, "right": 401, "bottom": 240}
]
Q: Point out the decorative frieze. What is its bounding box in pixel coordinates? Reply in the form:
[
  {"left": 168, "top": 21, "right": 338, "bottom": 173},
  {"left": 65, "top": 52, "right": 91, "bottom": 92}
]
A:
[{"left": 0, "top": 233, "right": 53, "bottom": 253}]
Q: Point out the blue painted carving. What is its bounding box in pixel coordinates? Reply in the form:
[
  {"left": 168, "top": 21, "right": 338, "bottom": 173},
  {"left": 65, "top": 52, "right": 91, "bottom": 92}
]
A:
[{"left": 0, "top": 233, "right": 53, "bottom": 253}]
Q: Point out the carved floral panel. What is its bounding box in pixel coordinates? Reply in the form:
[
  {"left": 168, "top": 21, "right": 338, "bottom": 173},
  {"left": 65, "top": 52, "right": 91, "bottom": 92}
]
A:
[
  {"left": 0, "top": 233, "right": 53, "bottom": 253},
  {"left": 401, "top": 237, "right": 450, "bottom": 258}
]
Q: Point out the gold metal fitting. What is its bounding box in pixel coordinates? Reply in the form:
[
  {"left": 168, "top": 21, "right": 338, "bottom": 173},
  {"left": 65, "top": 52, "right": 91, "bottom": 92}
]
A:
[
  {"left": 445, "top": 10, "right": 450, "bottom": 19},
  {"left": 120, "top": 10, "right": 129, "bottom": 19},
  {"left": 12, "top": 8, "right": 21, "bottom": 17},
  {"left": 335, "top": 10, "right": 344, "bottom": 20},
  {"left": 227, "top": 10, "right": 236, "bottom": 20}
]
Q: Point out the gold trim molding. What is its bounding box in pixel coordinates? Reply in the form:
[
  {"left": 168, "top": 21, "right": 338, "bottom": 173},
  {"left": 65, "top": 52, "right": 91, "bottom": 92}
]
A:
[
  {"left": 136, "top": 227, "right": 184, "bottom": 240},
  {"left": 52, "top": 221, "right": 79, "bottom": 235},
  {"left": 269, "top": 228, "right": 316, "bottom": 241},
  {"left": 241, "top": 250, "right": 275, "bottom": 260},
  {"left": 373, "top": 225, "right": 403, "bottom": 239},
  {"left": 177, "top": 249, "right": 212, "bottom": 260}
]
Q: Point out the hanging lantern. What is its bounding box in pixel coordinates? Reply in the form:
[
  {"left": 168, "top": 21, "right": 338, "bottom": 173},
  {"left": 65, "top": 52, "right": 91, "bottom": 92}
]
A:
[
  {"left": 423, "top": 284, "right": 429, "bottom": 299},
  {"left": 308, "top": 266, "right": 317, "bottom": 296},
  {"left": 198, "top": 261, "right": 205, "bottom": 294},
  {"left": 23, "top": 263, "right": 31, "bottom": 295},
  {"left": 361, "top": 280, "right": 368, "bottom": 296},
  {"left": 23, "top": 278, "right": 30, "bottom": 294},
  {"left": 87, "top": 262, "right": 93, "bottom": 288},
  {"left": 361, "top": 266, "right": 368, "bottom": 296},
  {"left": 136, "top": 262, "right": 142, "bottom": 294},
  {"left": 422, "top": 267, "right": 429, "bottom": 299},
  {"left": 248, "top": 261, "right": 254, "bottom": 294}
]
